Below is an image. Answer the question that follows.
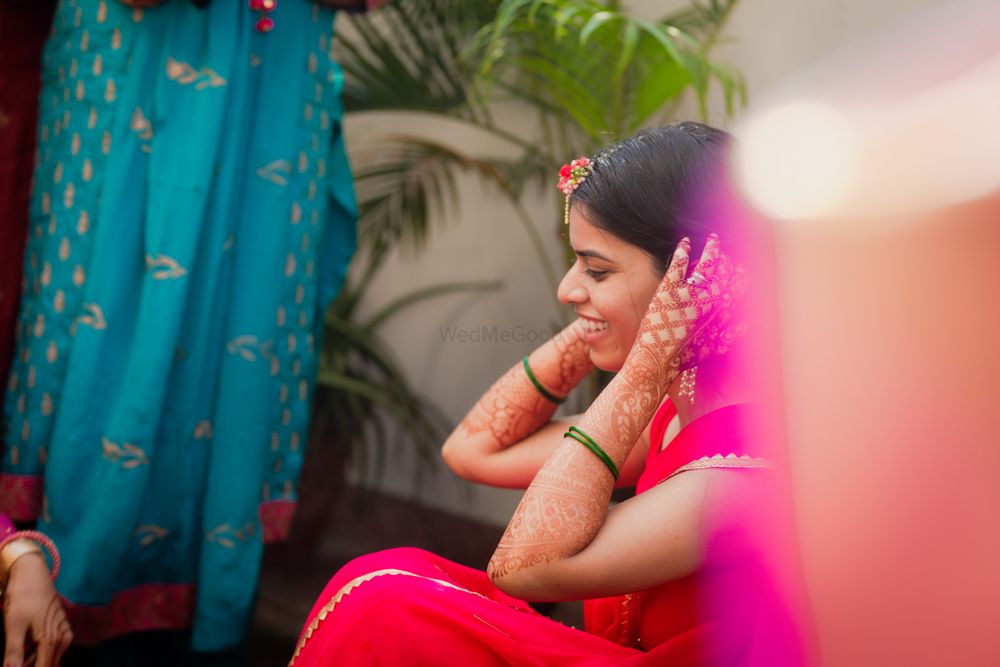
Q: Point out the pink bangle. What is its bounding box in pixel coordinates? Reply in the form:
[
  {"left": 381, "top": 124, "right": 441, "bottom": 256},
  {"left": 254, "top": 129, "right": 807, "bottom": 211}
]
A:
[{"left": 0, "top": 531, "right": 60, "bottom": 581}]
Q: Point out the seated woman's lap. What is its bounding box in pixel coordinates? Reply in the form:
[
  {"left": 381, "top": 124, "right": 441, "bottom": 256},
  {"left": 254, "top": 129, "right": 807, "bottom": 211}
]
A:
[{"left": 294, "top": 547, "right": 643, "bottom": 666}]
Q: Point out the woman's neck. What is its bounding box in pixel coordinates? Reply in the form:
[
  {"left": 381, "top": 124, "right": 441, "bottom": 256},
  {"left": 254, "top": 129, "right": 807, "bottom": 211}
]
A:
[{"left": 666, "top": 366, "right": 752, "bottom": 428}]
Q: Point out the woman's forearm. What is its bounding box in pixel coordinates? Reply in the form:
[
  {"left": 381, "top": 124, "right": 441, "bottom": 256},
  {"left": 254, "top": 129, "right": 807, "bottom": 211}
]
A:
[
  {"left": 487, "top": 345, "right": 673, "bottom": 586},
  {"left": 442, "top": 321, "right": 591, "bottom": 460}
]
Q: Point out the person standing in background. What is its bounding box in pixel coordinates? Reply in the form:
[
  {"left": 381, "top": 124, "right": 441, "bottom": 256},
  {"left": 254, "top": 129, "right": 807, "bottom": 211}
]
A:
[{"left": 2, "top": 0, "right": 378, "bottom": 662}]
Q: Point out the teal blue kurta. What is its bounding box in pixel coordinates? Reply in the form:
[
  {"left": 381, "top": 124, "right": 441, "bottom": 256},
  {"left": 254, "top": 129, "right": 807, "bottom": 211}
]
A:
[{"left": 1, "top": 0, "right": 356, "bottom": 650}]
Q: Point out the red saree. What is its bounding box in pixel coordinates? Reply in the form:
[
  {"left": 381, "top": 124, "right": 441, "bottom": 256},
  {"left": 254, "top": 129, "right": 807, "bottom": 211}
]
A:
[{"left": 291, "top": 403, "right": 797, "bottom": 666}]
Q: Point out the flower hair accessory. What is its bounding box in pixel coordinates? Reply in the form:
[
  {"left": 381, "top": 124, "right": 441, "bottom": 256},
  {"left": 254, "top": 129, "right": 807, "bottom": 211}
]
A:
[{"left": 557, "top": 156, "right": 592, "bottom": 224}]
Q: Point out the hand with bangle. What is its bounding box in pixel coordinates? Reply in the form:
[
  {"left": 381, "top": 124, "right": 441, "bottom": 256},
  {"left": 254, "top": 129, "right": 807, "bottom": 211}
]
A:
[
  {"left": 450, "top": 319, "right": 593, "bottom": 451},
  {"left": 0, "top": 521, "right": 72, "bottom": 667},
  {"left": 488, "top": 235, "right": 735, "bottom": 586}
]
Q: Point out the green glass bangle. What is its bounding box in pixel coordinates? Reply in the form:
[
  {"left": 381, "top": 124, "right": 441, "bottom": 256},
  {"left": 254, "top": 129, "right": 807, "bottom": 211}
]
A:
[
  {"left": 522, "top": 355, "right": 566, "bottom": 405},
  {"left": 564, "top": 426, "right": 619, "bottom": 480}
]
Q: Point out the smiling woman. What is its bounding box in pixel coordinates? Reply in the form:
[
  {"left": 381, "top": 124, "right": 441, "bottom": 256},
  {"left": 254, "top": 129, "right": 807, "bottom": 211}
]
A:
[{"left": 290, "top": 123, "right": 803, "bottom": 666}]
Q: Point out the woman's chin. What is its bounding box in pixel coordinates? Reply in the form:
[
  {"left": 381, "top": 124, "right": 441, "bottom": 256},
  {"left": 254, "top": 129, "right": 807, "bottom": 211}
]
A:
[{"left": 589, "top": 347, "right": 626, "bottom": 373}]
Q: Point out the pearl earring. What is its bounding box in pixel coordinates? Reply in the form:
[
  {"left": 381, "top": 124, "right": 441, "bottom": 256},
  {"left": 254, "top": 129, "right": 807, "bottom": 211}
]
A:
[{"left": 677, "top": 367, "right": 697, "bottom": 405}]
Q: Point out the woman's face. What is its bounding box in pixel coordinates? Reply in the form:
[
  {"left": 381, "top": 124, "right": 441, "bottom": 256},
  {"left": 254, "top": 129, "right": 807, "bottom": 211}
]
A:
[{"left": 557, "top": 204, "right": 663, "bottom": 372}]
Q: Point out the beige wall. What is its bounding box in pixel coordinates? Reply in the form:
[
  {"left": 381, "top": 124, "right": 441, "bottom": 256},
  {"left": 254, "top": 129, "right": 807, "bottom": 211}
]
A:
[{"left": 338, "top": 0, "right": 943, "bottom": 526}]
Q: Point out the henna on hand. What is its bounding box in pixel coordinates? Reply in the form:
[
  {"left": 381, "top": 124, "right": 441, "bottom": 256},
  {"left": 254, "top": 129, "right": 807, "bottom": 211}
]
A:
[
  {"left": 455, "top": 321, "right": 592, "bottom": 448},
  {"left": 489, "top": 236, "right": 735, "bottom": 587}
]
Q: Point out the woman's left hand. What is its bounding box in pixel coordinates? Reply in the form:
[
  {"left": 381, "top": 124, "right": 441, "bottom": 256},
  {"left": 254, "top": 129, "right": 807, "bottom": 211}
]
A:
[
  {"left": 3, "top": 554, "right": 72, "bottom": 667},
  {"left": 628, "top": 233, "right": 738, "bottom": 375}
]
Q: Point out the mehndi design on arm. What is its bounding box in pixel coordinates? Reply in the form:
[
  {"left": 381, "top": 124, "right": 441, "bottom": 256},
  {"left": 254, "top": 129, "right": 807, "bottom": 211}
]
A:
[
  {"left": 489, "top": 236, "right": 735, "bottom": 582},
  {"left": 458, "top": 322, "right": 592, "bottom": 447}
]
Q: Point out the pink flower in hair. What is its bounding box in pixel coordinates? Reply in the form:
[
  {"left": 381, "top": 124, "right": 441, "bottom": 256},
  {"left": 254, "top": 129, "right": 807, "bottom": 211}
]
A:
[{"left": 556, "top": 157, "right": 592, "bottom": 195}]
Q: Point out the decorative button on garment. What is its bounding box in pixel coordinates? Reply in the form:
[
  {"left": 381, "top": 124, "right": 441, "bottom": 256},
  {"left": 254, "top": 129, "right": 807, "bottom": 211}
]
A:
[{"left": 249, "top": 0, "right": 277, "bottom": 32}]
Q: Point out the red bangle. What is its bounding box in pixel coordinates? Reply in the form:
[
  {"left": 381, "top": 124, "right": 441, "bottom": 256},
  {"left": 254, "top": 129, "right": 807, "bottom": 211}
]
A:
[{"left": 0, "top": 531, "right": 60, "bottom": 581}]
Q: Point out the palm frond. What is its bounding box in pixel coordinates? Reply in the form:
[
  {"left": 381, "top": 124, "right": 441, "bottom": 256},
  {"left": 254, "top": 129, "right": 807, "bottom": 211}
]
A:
[
  {"left": 335, "top": 0, "right": 498, "bottom": 117},
  {"left": 473, "top": 0, "right": 744, "bottom": 143},
  {"left": 352, "top": 134, "right": 540, "bottom": 258}
]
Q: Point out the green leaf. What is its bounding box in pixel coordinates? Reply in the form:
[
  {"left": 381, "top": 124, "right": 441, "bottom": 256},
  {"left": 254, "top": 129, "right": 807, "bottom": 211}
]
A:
[{"left": 579, "top": 10, "right": 617, "bottom": 45}]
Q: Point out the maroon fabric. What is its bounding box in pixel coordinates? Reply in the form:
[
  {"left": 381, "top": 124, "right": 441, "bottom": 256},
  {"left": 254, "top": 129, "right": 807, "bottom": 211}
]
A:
[{"left": 0, "top": 1, "right": 55, "bottom": 408}]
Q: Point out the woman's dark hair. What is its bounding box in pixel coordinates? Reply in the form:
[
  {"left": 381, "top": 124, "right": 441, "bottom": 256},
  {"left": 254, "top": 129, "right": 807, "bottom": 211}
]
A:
[{"left": 571, "top": 122, "right": 733, "bottom": 273}]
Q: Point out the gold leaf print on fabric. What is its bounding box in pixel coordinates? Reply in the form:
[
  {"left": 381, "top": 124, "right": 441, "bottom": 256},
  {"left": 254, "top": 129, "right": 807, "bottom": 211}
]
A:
[
  {"left": 226, "top": 335, "right": 273, "bottom": 363},
  {"left": 41, "top": 394, "right": 53, "bottom": 416},
  {"left": 166, "top": 57, "right": 227, "bottom": 90},
  {"left": 77, "top": 303, "right": 107, "bottom": 330},
  {"left": 206, "top": 522, "right": 255, "bottom": 549},
  {"left": 249, "top": 54, "right": 262, "bottom": 68},
  {"left": 112, "top": 28, "right": 122, "bottom": 50},
  {"left": 102, "top": 437, "right": 149, "bottom": 469},
  {"left": 97, "top": 1, "right": 107, "bottom": 24},
  {"left": 134, "top": 524, "right": 169, "bottom": 548},
  {"left": 193, "top": 420, "right": 213, "bottom": 440},
  {"left": 71, "top": 133, "right": 81, "bottom": 156},
  {"left": 130, "top": 106, "right": 153, "bottom": 140},
  {"left": 256, "top": 159, "right": 292, "bottom": 186},
  {"left": 104, "top": 78, "right": 117, "bottom": 103},
  {"left": 145, "top": 253, "right": 188, "bottom": 280},
  {"left": 46, "top": 341, "right": 58, "bottom": 364},
  {"left": 77, "top": 210, "right": 90, "bottom": 234}
]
